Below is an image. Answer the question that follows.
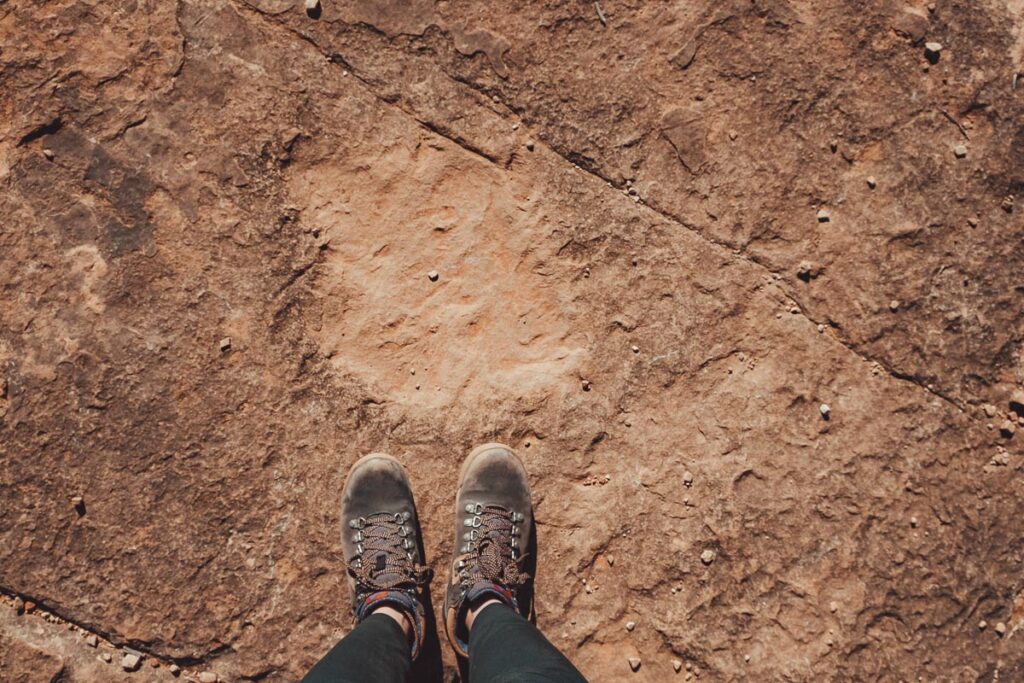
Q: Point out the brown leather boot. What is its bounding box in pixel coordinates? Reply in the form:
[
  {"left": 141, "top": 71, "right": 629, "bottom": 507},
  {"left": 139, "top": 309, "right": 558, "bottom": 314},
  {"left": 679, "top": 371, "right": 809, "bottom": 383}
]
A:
[
  {"left": 443, "top": 443, "right": 533, "bottom": 657},
  {"left": 341, "top": 453, "right": 432, "bottom": 660}
]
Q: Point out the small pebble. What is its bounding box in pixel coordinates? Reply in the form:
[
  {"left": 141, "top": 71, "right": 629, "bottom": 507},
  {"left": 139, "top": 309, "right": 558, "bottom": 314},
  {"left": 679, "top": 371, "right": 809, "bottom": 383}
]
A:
[
  {"left": 700, "top": 549, "right": 716, "bottom": 565},
  {"left": 43, "top": 148, "right": 55, "bottom": 161},
  {"left": 582, "top": 380, "right": 591, "bottom": 392},
  {"left": 817, "top": 324, "right": 825, "bottom": 333},
  {"left": 978, "top": 620, "right": 987, "bottom": 630},
  {"left": 427, "top": 270, "right": 439, "bottom": 282},
  {"left": 626, "top": 620, "right": 636, "bottom": 631},
  {"left": 607, "top": 555, "right": 615, "bottom": 566},
  {"left": 829, "top": 601, "right": 838, "bottom": 613},
  {"left": 86, "top": 634, "right": 98, "bottom": 648},
  {"left": 218, "top": 337, "right": 231, "bottom": 352},
  {"left": 819, "top": 403, "right": 831, "bottom": 419},
  {"left": 526, "top": 140, "right": 536, "bottom": 151},
  {"left": 1000, "top": 420, "right": 1016, "bottom": 438},
  {"left": 304, "top": 0, "right": 321, "bottom": 17},
  {"left": 967, "top": 216, "right": 978, "bottom": 227},
  {"left": 169, "top": 664, "right": 181, "bottom": 676},
  {"left": 628, "top": 657, "right": 642, "bottom": 672},
  {"left": 829, "top": 139, "right": 838, "bottom": 153},
  {"left": 683, "top": 471, "right": 693, "bottom": 487},
  {"left": 744, "top": 654, "right": 751, "bottom": 662},
  {"left": 14, "top": 597, "right": 24, "bottom": 614},
  {"left": 910, "top": 516, "right": 918, "bottom": 528},
  {"left": 867, "top": 176, "right": 877, "bottom": 189},
  {"left": 1009, "top": 390, "right": 1024, "bottom": 414},
  {"left": 121, "top": 653, "right": 141, "bottom": 671},
  {"left": 924, "top": 42, "right": 943, "bottom": 62},
  {"left": 995, "top": 622, "right": 1007, "bottom": 636},
  {"left": 983, "top": 404, "right": 997, "bottom": 418},
  {"left": 631, "top": 345, "right": 640, "bottom": 354},
  {"left": 816, "top": 208, "right": 831, "bottom": 223},
  {"left": 1002, "top": 195, "right": 1015, "bottom": 213},
  {"left": 889, "top": 300, "right": 900, "bottom": 312},
  {"left": 672, "top": 659, "right": 683, "bottom": 672},
  {"left": 953, "top": 144, "right": 967, "bottom": 159}
]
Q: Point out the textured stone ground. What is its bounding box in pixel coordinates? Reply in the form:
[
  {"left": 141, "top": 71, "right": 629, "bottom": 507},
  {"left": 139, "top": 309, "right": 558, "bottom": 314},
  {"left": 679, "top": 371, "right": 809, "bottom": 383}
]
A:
[{"left": 2, "top": 0, "right": 1023, "bottom": 680}]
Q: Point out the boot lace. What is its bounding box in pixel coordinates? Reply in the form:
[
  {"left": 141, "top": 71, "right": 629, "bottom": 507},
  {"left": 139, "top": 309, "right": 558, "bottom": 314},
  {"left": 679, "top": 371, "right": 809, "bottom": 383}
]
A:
[
  {"left": 346, "top": 512, "right": 432, "bottom": 591},
  {"left": 459, "top": 504, "right": 528, "bottom": 589}
]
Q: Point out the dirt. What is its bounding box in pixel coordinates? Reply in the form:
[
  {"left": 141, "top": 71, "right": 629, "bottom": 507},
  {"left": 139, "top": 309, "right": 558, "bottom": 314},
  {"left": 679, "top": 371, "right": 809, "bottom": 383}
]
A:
[{"left": 1, "top": 0, "right": 1023, "bottom": 681}]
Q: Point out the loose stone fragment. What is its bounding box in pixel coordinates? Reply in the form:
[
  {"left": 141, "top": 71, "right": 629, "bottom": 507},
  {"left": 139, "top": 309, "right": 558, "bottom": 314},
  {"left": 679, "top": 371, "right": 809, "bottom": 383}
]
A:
[
  {"left": 910, "top": 516, "right": 918, "bottom": 528},
  {"left": 700, "top": 549, "right": 716, "bottom": 565},
  {"left": 122, "top": 653, "right": 141, "bottom": 671},
  {"left": 1000, "top": 420, "right": 1016, "bottom": 438},
  {"left": 14, "top": 597, "right": 24, "bottom": 614},
  {"left": 672, "top": 659, "right": 683, "bottom": 672},
  {"left": 304, "top": 0, "right": 321, "bottom": 18},
  {"left": 1009, "top": 390, "right": 1024, "bottom": 414},
  {"left": 631, "top": 345, "right": 640, "bottom": 353},
  {"left": 924, "top": 42, "right": 943, "bottom": 62},
  {"left": 628, "top": 657, "right": 642, "bottom": 672},
  {"left": 43, "top": 148, "right": 55, "bottom": 161},
  {"left": 978, "top": 620, "right": 987, "bottom": 630},
  {"left": 683, "top": 471, "right": 693, "bottom": 487},
  {"left": 169, "top": 664, "right": 181, "bottom": 675},
  {"left": 86, "top": 634, "right": 98, "bottom": 647},
  {"left": 427, "top": 270, "right": 439, "bottom": 282},
  {"left": 816, "top": 208, "right": 831, "bottom": 223},
  {"left": 819, "top": 403, "right": 831, "bottom": 419},
  {"left": 995, "top": 622, "right": 1007, "bottom": 636},
  {"left": 817, "top": 324, "right": 825, "bottom": 333},
  {"left": 889, "top": 300, "right": 900, "bottom": 312},
  {"left": 867, "top": 176, "right": 877, "bottom": 189},
  {"left": 984, "top": 404, "right": 997, "bottom": 418},
  {"left": 954, "top": 144, "right": 967, "bottom": 159},
  {"left": 829, "top": 601, "right": 838, "bottom": 613},
  {"left": 606, "top": 555, "right": 615, "bottom": 566},
  {"left": 218, "top": 337, "right": 231, "bottom": 352},
  {"left": 1002, "top": 195, "right": 1015, "bottom": 212},
  {"left": 626, "top": 620, "right": 636, "bottom": 631},
  {"left": 829, "top": 139, "right": 838, "bottom": 153},
  {"left": 525, "top": 140, "right": 536, "bottom": 151}
]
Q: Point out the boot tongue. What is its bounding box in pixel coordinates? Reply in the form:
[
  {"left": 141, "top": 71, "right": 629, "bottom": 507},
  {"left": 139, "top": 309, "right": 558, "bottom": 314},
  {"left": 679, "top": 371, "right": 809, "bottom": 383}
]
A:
[{"left": 370, "top": 551, "right": 406, "bottom": 586}]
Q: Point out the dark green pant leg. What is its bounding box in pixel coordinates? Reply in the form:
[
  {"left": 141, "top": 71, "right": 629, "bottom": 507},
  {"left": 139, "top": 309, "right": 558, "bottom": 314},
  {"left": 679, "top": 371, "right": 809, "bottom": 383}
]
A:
[
  {"left": 468, "top": 603, "right": 588, "bottom": 683},
  {"left": 301, "top": 613, "right": 411, "bottom": 683}
]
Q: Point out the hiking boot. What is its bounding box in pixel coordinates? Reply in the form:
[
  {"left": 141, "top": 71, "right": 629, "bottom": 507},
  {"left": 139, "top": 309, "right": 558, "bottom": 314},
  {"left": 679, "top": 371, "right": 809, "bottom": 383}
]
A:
[
  {"left": 341, "top": 453, "right": 433, "bottom": 660},
  {"left": 444, "top": 443, "right": 533, "bottom": 657}
]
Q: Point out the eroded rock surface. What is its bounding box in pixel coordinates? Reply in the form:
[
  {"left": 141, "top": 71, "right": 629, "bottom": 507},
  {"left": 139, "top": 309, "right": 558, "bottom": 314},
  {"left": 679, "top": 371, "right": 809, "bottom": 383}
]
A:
[{"left": 2, "top": 0, "right": 1023, "bottom": 680}]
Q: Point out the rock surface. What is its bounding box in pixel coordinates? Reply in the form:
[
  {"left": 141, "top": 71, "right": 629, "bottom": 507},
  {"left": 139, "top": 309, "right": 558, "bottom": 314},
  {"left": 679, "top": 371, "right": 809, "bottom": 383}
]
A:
[{"left": 2, "top": 0, "right": 1024, "bottom": 681}]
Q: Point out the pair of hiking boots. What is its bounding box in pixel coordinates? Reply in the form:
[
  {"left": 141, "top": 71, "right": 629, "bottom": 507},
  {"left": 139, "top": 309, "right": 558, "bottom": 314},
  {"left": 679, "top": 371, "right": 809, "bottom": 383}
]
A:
[{"left": 341, "top": 443, "right": 532, "bottom": 660}]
